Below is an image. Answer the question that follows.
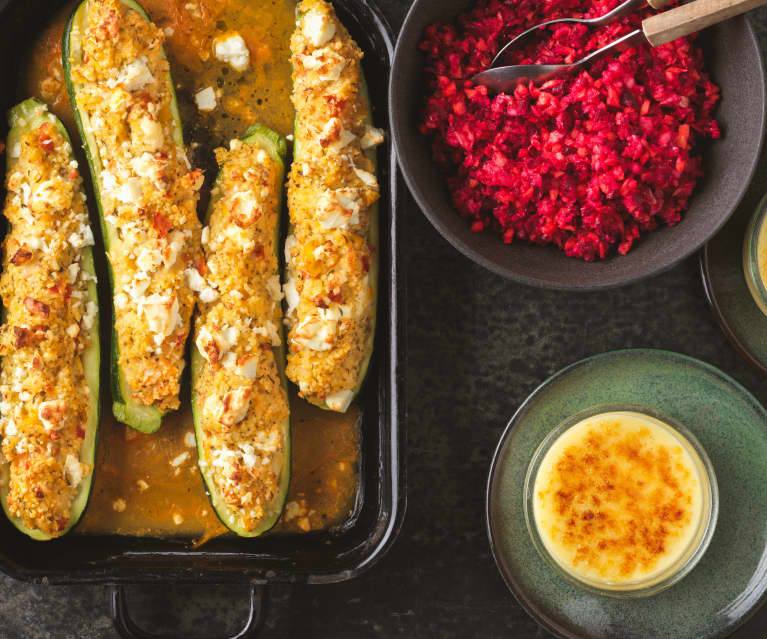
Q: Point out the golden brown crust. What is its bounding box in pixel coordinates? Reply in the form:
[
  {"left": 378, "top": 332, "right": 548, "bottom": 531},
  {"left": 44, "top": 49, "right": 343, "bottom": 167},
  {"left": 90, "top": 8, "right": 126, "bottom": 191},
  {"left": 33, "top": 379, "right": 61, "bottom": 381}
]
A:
[
  {"left": 71, "top": 0, "right": 202, "bottom": 411},
  {"left": 193, "top": 140, "right": 288, "bottom": 532},
  {"left": 286, "top": 0, "right": 382, "bottom": 406},
  {"left": 0, "top": 116, "right": 93, "bottom": 536}
]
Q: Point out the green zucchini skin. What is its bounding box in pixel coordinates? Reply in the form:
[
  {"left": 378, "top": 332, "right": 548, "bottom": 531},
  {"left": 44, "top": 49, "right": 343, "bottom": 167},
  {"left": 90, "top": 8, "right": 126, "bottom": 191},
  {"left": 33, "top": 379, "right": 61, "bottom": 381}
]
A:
[
  {"left": 0, "top": 98, "right": 100, "bottom": 540},
  {"left": 190, "top": 125, "right": 290, "bottom": 537},
  {"left": 290, "top": 7, "right": 378, "bottom": 413},
  {"left": 62, "top": 0, "right": 185, "bottom": 433}
]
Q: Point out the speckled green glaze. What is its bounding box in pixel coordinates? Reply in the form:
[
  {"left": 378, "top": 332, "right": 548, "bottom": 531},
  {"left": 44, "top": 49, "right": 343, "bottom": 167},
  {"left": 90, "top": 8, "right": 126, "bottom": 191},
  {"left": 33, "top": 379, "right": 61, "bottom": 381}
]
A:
[
  {"left": 487, "top": 349, "right": 767, "bottom": 639},
  {"left": 703, "top": 199, "right": 767, "bottom": 375}
]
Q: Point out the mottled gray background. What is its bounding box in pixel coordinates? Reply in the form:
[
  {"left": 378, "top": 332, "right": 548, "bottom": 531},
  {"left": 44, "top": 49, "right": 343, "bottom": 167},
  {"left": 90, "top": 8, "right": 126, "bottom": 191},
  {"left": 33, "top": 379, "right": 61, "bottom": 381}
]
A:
[{"left": 4, "top": 1, "right": 767, "bottom": 637}]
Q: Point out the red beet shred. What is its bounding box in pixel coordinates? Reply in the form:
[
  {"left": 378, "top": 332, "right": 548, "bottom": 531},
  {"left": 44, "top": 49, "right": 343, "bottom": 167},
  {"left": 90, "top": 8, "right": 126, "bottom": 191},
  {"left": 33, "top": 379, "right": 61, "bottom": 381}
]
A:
[{"left": 419, "top": 0, "right": 720, "bottom": 261}]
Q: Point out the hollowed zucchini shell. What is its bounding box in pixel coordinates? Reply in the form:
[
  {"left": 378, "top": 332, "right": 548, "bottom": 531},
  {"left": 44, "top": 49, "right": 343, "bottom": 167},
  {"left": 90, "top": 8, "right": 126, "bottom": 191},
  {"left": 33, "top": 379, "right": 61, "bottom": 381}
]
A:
[
  {"left": 290, "top": 6, "right": 378, "bottom": 413},
  {"left": 62, "top": 0, "right": 185, "bottom": 433},
  {"left": 0, "top": 98, "right": 100, "bottom": 540},
  {"left": 190, "top": 125, "right": 291, "bottom": 537}
]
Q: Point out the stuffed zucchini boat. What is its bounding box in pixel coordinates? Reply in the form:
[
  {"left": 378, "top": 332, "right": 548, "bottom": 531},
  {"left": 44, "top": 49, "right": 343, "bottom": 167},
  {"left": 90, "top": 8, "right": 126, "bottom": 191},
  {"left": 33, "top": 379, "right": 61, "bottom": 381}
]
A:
[
  {"left": 0, "top": 98, "right": 99, "bottom": 540},
  {"left": 285, "top": 0, "right": 383, "bottom": 413},
  {"left": 191, "top": 125, "right": 290, "bottom": 536},
  {"left": 63, "top": 0, "right": 203, "bottom": 433}
]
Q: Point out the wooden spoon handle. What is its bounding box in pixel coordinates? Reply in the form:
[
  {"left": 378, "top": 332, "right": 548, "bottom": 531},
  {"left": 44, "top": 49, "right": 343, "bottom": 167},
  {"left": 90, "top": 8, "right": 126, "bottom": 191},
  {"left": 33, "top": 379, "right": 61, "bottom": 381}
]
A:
[
  {"left": 643, "top": 0, "right": 767, "bottom": 46},
  {"left": 647, "top": 0, "right": 675, "bottom": 9}
]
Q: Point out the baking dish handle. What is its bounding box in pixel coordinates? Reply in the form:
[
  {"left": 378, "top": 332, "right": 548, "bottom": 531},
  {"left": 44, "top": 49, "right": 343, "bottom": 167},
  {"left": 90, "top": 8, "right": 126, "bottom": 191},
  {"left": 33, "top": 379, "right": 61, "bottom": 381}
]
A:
[{"left": 110, "top": 584, "right": 267, "bottom": 639}]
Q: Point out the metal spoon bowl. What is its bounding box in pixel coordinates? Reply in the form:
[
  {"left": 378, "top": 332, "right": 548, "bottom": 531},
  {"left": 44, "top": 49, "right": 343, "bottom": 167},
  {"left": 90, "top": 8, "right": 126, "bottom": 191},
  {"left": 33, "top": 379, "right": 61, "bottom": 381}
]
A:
[
  {"left": 474, "top": 29, "right": 643, "bottom": 94},
  {"left": 490, "top": 0, "right": 648, "bottom": 68}
]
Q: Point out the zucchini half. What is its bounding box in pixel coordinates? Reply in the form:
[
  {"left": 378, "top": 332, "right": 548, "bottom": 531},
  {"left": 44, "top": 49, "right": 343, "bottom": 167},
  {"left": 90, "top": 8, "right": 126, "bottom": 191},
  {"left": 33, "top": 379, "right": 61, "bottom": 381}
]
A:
[
  {"left": 0, "top": 98, "right": 100, "bottom": 540},
  {"left": 62, "top": 0, "right": 185, "bottom": 433},
  {"left": 191, "top": 125, "right": 291, "bottom": 537},
  {"left": 290, "top": 3, "right": 379, "bottom": 413}
]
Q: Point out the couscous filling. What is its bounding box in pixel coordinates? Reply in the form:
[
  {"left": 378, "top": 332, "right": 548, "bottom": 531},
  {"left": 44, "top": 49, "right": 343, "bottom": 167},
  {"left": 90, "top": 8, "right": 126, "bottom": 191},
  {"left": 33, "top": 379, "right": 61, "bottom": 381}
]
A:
[
  {"left": 0, "top": 111, "right": 94, "bottom": 536},
  {"left": 70, "top": 0, "right": 203, "bottom": 411},
  {"left": 194, "top": 139, "right": 289, "bottom": 532},
  {"left": 286, "top": 0, "right": 382, "bottom": 410}
]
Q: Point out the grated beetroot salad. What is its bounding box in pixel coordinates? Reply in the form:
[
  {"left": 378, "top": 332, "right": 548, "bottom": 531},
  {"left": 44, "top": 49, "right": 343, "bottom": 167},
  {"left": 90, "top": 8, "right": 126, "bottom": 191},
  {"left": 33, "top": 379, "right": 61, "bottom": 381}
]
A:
[{"left": 419, "top": 0, "right": 721, "bottom": 261}]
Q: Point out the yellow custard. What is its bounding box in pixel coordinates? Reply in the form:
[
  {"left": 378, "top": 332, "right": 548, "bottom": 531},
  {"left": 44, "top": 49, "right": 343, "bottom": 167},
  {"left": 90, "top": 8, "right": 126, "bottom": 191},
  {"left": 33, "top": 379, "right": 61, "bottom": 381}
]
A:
[
  {"left": 746, "top": 209, "right": 767, "bottom": 316},
  {"left": 532, "top": 411, "right": 710, "bottom": 589}
]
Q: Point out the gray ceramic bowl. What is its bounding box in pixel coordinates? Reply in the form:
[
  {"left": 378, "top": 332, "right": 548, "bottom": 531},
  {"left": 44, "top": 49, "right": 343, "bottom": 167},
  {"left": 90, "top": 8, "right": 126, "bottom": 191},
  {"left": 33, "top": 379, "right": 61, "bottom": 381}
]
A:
[{"left": 389, "top": 4, "right": 766, "bottom": 290}]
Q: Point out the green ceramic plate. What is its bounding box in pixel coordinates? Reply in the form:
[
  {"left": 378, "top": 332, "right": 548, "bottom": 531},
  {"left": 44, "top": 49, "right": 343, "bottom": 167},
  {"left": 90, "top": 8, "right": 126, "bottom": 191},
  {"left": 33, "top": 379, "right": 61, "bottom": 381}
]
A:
[
  {"left": 701, "top": 202, "right": 767, "bottom": 375},
  {"left": 487, "top": 349, "right": 767, "bottom": 639}
]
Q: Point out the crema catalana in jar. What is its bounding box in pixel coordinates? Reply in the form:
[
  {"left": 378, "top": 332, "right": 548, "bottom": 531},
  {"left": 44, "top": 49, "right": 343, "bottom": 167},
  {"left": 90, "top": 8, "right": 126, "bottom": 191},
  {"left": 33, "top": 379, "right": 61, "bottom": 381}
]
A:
[{"left": 525, "top": 408, "right": 717, "bottom": 597}]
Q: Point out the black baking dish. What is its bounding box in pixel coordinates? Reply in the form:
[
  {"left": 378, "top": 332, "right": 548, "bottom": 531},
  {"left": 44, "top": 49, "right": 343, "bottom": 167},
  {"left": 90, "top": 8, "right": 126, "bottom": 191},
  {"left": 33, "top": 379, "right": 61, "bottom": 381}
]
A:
[{"left": 0, "top": 0, "right": 404, "bottom": 596}]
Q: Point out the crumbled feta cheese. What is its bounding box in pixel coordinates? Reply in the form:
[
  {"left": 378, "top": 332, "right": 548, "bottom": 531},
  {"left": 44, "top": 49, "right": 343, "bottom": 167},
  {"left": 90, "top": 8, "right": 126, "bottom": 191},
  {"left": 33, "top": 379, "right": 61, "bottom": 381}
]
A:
[
  {"left": 114, "top": 292, "right": 129, "bottom": 310},
  {"left": 303, "top": 10, "right": 336, "bottom": 46},
  {"left": 131, "top": 152, "right": 160, "bottom": 180},
  {"left": 353, "top": 166, "right": 378, "bottom": 188},
  {"left": 195, "top": 87, "right": 217, "bottom": 111},
  {"left": 201, "top": 226, "right": 210, "bottom": 245},
  {"left": 235, "top": 354, "right": 259, "bottom": 379},
  {"left": 117, "top": 57, "right": 155, "bottom": 92},
  {"left": 65, "top": 454, "right": 84, "bottom": 488},
  {"left": 283, "top": 278, "right": 299, "bottom": 317},
  {"left": 300, "top": 48, "right": 346, "bottom": 82},
  {"left": 112, "top": 498, "right": 127, "bottom": 512},
  {"left": 125, "top": 275, "right": 150, "bottom": 300},
  {"left": 207, "top": 387, "right": 252, "bottom": 426},
  {"left": 23, "top": 234, "right": 40, "bottom": 251},
  {"left": 253, "top": 428, "right": 281, "bottom": 452},
  {"left": 184, "top": 268, "right": 206, "bottom": 292},
  {"left": 319, "top": 117, "right": 356, "bottom": 151},
  {"left": 116, "top": 177, "right": 143, "bottom": 204},
  {"left": 317, "top": 189, "right": 361, "bottom": 230},
  {"left": 325, "top": 389, "right": 355, "bottom": 412},
  {"left": 170, "top": 452, "right": 189, "bottom": 467},
  {"left": 9, "top": 143, "right": 20, "bottom": 158},
  {"left": 139, "top": 294, "right": 180, "bottom": 344},
  {"left": 284, "top": 234, "right": 296, "bottom": 264},
  {"left": 80, "top": 226, "right": 95, "bottom": 246},
  {"left": 266, "top": 275, "right": 283, "bottom": 302},
  {"left": 284, "top": 501, "right": 301, "bottom": 521},
  {"left": 360, "top": 125, "right": 385, "bottom": 149},
  {"left": 163, "top": 231, "right": 186, "bottom": 268},
  {"left": 101, "top": 169, "right": 118, "bottom": 193},
  {"left": 241, "top": 447, "right": 258, "bottom": 470},
  {"left": 136, "top": 247, "right": 162, "bottom": 273},
  {"left": 222, "top": 325, "right": 239, "bottom": 346},
  {"left": 214, "top": 33, "right": 250, "bottom": 71},
  {"left": 138, "top": 116, "right": 164, "bottom": 151},
  {"left": 69, "top": 226, "right": 95, "bottom": 249},
  {"left": 200, "top": 286, "right": 219, "bottom": 303},
  {"left": 252, "top": 321, "right": 281, "bottom": 347},
  {"left": 291, "top": 315, "right": 336, "bottom": 351},
  {"left": 82, "top": 301, "right": 98, "bottom": 330},
  {"left": 184, "top": 431, "right": 196, "bottom": 448},
  {"left": 137, "top": 479, "right": 149, "bottom": 491},
  {"left": 68, "top": 263, "right": 80, "bottom": 284},
  {"left": 4, "top": 420, "right": 17, "bottom": 437}
]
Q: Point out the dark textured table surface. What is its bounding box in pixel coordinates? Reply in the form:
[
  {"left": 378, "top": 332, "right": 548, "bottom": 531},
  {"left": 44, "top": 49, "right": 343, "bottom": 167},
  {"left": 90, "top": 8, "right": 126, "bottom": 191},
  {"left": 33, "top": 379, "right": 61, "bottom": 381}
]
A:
[{"left": 6, "top": 1, "right": 767, "bottom": 637}]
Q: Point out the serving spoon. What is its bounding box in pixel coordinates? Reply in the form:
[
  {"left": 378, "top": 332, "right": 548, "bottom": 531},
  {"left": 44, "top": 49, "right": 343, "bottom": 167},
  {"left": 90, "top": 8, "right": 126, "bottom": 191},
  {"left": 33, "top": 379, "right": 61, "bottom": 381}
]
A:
[
  {"left": 490, "top": 0, "right": 673, "bottom": 69},
  {"left": 472, "top": 0, "right": 767, "bottom": 93}
]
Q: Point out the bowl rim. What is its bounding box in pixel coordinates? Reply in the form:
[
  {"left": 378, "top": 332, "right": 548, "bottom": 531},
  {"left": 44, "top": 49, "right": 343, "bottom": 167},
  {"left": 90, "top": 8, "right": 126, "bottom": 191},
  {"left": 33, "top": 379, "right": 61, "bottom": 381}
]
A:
[
  {"left": 389, "top": 8, "right": 767, "bottom": 291},
  {"left": 742, "top": 192, "right": 767, "bottom": 315},
  {"left": 522, "top": 403, "right": 719, "bottom": 599}
]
